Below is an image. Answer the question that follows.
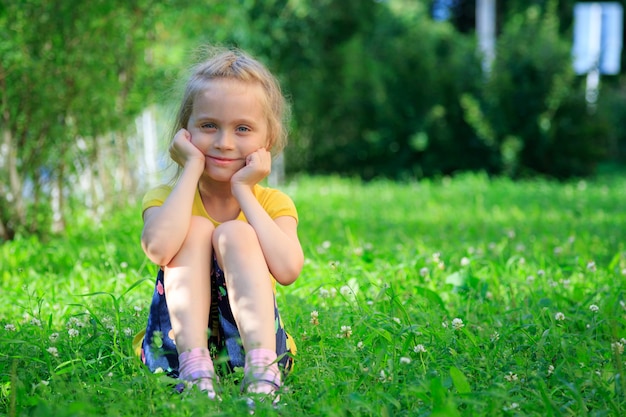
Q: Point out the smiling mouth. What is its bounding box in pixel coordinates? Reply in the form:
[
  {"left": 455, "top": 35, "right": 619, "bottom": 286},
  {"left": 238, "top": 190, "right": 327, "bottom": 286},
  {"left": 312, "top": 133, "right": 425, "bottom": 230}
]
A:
[{"left": 207, "top": 155, "right": 240, "bottom": 163}]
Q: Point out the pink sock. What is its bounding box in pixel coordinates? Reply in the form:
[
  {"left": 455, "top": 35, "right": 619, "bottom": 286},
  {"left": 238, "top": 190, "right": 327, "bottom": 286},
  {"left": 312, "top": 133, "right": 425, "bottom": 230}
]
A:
[
  {"left": 178, "top": 347, "right": 217, "bottom": 399},
  {"left": 244, "top": 348, "right": 281, "bottom": 395}
]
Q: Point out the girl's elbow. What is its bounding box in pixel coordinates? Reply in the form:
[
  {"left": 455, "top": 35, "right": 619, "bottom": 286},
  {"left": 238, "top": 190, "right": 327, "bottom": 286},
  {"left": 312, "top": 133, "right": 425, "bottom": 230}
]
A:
[
  {"left": 141, "top": 237, "right": 174, "bottom": 267},
  {"left": 275, "top": 260, "right": 304, "bottom": 286}
]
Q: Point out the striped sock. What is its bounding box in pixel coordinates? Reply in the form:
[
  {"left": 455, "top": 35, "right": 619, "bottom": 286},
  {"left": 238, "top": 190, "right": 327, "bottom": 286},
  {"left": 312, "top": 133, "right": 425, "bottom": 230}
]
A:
[
  {"left": 244, "top": 348, "right": 281, "bottom": 395},
  {"left": 178, "top": 347, "right": 217, "bottom": 399}
]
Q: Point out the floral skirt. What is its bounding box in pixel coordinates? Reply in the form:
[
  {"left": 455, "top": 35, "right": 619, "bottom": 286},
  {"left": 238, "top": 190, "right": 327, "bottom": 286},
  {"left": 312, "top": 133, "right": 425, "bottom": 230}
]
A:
[{"left": 135, "top": 256, "right": 296, "bottom": 378}]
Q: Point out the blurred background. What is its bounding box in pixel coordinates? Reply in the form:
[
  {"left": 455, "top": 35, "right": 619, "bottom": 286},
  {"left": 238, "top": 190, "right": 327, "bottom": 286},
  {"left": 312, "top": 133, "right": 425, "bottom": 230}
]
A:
[{"left": 1, "top": 0, "right": 625, "bottom": 241}]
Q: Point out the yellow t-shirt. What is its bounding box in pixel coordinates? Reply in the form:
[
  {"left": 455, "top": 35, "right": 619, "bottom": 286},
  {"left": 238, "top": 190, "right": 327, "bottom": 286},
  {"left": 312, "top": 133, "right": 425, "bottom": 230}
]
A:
[{"left": 142, "top": 183, "right": 298, "bottom": 226}]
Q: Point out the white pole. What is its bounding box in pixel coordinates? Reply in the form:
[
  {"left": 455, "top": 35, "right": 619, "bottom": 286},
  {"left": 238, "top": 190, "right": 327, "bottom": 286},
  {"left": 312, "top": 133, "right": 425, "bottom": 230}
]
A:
[
  {"left": 476, "top": 0, "right": 496, "bottom": 74},
  {"left": 268, "top": 152, "right": 285, "bottom": 187},
  {"left": 139, "top": 107, "right": 158, "bottom": 187},
  {"left": 585, "top": 3, "right": 602, "bottom": 112}
]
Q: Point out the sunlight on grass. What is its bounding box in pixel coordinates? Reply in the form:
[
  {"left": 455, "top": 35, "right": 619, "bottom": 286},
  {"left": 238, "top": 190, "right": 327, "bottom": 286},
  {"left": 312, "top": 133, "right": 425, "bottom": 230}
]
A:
[{"left": 1, "top": 173, "right": 626, "bottom": 416}]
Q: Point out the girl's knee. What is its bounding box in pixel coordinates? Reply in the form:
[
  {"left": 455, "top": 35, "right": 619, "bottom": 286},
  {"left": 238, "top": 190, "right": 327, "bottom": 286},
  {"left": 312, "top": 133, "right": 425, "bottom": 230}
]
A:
[
  {"left": 213, "top": 221, "right": 258, "bottom": 251},
  {"left": 188, "top": 216, "right": 215, "bottom": 237}
]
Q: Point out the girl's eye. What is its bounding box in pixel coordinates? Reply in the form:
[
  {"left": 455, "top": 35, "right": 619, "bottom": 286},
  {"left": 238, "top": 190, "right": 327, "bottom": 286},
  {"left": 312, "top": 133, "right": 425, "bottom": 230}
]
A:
[
  {"left": 202, "top": 122, "right": 216, "bottom": 129},
  {"left": 236, "top": 126, "right": 251, "bottom": 133}
]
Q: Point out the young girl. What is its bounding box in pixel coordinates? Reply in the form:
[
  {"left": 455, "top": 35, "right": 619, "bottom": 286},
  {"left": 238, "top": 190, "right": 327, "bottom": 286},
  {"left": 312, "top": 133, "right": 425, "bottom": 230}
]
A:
[{"left": 137, "top": 47, "right": 303, "bottom": 401}]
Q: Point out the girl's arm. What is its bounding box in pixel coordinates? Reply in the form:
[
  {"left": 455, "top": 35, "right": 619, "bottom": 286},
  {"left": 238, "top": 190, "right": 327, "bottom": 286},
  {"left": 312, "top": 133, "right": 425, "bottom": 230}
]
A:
[
  {"left": 234, "top": 185, "right": 304, "bottom": 286},
  {"left": 231, "top": 148, "right": 304, "bottom": 285},
  {"left": 141, "top": 129, "right": 204, "bottom": 266}
]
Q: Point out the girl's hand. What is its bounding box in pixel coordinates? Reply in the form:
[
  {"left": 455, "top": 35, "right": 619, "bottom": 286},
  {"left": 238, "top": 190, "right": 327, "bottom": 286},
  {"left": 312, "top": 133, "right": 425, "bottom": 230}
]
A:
[
  {"left": 231, "top": 148, "right": 271, "bottom": 188},
  {"left": 169, "top": 129, "right": 204, "bottom": 168}
]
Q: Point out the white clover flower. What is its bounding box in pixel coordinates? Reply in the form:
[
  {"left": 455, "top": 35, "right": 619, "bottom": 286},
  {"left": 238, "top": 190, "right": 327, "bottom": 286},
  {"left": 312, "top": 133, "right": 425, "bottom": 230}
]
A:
[
  {"left": 31, "top": 318, "right": 42, "bottom": 327},
  {"left": 68, "top": 317, "right": 85, "bottom": 328},
  {"left": 554, "top": 312, "right": 565, "bottom": 321},
  {"left": 504, "top": 372, "right": 518, "bottom": 382},
  {"left": 46, "top": 347, "right": 59, "bottom": 357},
  {"left": 330, "top": 288, "right": 338, "bottom": 298},
  {"left": 120, "top": 262, "right": 128, "bottom": 269},
  {"left": 554, "top": 247, "right": 563, "bottom": 255},
  {"left": 432, "top": 252, "right": 441, "bottom": 262},
  {"left": 322, "top": 240, "right": 331, "bottom": 249},
  {"left": 587, "top": 261, "right": 597, "bottom": 272},
  {"left": 49, "top": 332, "right": 59, "bottom": 343},
  {"left": 612, "top": 341, "right": 624, "bottom": 355},
  {"left": 319, "top": 288, "right": 330, "bottom": 298},
  {"left": 133, "top": 305, "right": 142, "bottom": 312},
  {"left": 622, "top": 269, "right": 626, "bottom": 276},
  {"left": 340, "top": 285, "right": 354, "bottom": 297},
  {"left": 547, "top": 365, "right": 555, "bottom": 376},
  {"left": 503, "top": 402, "right": 519, "bottom": 411},
  {"left": 589, "top": 304, "right": 600, "bottom": 313},
  {"left": 526, "top": 275, "right": 535, "bottom": 284},
  {"left": 485, "top": 291, "right": 494, "bottom": 300},
  {"left": 340, "top": 325, "right": 352, "bottom": 338},
  {"left": 310, "top": 310, "right": 319, "bottom": 325},
  {"left": 537, "top": 269, "right": 546, "bottom": 276},
  {"left": 400, "top": 357, "right": 411, "bottom": 364},
  {"left": 392, "top": 317, "right": 401, "bottom": 325},
  {"left": 460, "top": 257, "right": 470, "bottom": 267},
  {"left": 124, "top": 328, "right": 133, "bottom": 337},
  {"left": 352, "top": 247, "right": 364, "bottom": 256},
  {"left": 357, "top": 341, "right": 364, "bottom": 350},
  {"left": 490, "top": 331, "right": 500, "bottom": 342},
  {"left": 441, "top": 321, "right": 449, "bottom": 328},
  {"left": 68, "top": 328, "right": 79, "bottom": 338},
  {"left": 419, "top": 267, "right": 429, "bottom": 277},
  {"left": 4, "top": 324, "right": 16, "bottom": 331},
  {"left": 621, "top": 300, "right": 626, "bottom": 310},
  {"left": 414, "top": 344, "right": 427, "bottom": 353},
  {"left": 451, "top": 318, "right": 465, "bottom": 330}
]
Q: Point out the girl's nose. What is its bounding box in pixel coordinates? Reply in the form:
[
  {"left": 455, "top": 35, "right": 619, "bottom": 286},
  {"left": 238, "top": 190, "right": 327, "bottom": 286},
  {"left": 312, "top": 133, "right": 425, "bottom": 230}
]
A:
[{"left": 215, "top": 131, "right": 234, "bottom": 149}]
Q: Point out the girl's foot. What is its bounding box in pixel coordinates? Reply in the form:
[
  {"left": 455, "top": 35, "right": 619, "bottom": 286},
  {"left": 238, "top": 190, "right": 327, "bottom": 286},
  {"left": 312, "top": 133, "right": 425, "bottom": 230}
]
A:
[{"left": 178, "top": 347, "right": 218, "bottom": 399}]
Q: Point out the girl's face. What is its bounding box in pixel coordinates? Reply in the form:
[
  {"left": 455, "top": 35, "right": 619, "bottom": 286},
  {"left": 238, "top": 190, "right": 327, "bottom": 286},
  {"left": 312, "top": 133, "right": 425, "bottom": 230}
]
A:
[{"left": 187, "top": 78, "right": 269, "bottom": 182}]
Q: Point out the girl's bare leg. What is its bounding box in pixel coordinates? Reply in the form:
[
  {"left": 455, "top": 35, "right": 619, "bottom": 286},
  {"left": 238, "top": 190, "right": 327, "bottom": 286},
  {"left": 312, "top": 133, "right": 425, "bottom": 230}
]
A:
[
  {"left": 213, "top": 221, "right": 280, "bottom": 394},
  {"left": 164, "top": 216, "right": 217, "bottom": 397}
]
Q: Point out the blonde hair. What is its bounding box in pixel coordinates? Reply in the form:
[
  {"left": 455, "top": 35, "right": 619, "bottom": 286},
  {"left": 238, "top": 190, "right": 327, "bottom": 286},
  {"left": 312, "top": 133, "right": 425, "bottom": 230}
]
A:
[{"left": 171, "top": 47, "right": 289, "bottom": 155}]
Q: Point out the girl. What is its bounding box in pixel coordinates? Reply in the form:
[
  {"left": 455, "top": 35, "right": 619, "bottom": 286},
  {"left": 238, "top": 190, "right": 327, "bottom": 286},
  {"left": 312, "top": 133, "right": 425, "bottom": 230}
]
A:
[{"left": 137, "top": 47, "right": 303, "bottom": 401}]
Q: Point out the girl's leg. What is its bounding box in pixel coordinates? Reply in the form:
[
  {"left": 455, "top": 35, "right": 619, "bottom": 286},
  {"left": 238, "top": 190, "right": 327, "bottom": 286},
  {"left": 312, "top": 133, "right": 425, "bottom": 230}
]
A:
[
  {"left": 212, "top": 221, "right": 280, "bottom": 394},
  {"left": 163, "top": 216, "right": 217, "bottom": 397}
]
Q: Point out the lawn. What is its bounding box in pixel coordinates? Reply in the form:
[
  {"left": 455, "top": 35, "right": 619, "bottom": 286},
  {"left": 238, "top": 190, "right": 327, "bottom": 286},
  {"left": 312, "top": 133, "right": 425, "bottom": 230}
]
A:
[{"left": 1, "top": 173, "right": 626, "bottom": 416}]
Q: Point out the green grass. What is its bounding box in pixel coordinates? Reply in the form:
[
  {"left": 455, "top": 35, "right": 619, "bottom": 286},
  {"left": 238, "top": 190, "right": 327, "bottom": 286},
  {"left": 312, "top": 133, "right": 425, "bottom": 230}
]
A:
[{"left": 2, "top": 173, "right": 626, "bottom": 416}]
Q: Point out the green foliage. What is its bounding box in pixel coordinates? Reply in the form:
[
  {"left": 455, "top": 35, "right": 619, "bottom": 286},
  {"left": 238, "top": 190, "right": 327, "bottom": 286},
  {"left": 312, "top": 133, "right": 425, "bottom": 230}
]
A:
[
  {"left": 2, "top": 174, "right": 626, "bottom": 415},
  {"left": 222, "top": 0, "right": 620, "bottom": 180},
  {"left": 480, "top": 3, "right": 607, "bottom": 178}
]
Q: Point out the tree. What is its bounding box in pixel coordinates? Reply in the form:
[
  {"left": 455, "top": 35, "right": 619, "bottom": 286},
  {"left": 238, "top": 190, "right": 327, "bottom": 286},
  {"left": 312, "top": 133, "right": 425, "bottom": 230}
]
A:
[{"left": 0, "top": 0, "right": 177, "bottom": 240}]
